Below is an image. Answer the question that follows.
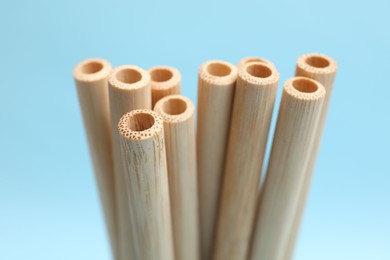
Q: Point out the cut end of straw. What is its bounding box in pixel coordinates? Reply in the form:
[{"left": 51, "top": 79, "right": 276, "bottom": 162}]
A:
[
  {"left": 207, "top": 62, "right": 231, "bottom": 77},
  {"left": 285, "top": 77, "right": 326, "bottom": 100},
  {"left": 199, "top": 60, "right": 238, "bottom": 86},
  {"left": 116, "top": 69, "right": 142, "bottom": 84},
  {"left": 118, "top": 109, "right": 163, "bottom": 140},
  {"left": 237, "top": 57, "right": 274, "bottom": 69},
  {"left": 296, "top": 53, "right": 338, "bottom": 75},
  {"left": 109, "top": 65, "right": 150, "bottom": 90},
  {"left": 239, "top": 61, "right": 279, "bottom": 86},
  {"left": 73, "top": 58, "right": 112, "bottom": 82},
  {"left": 149, "top": 66, "right": 181, "bottom": 90},
  {"left": 154, "top": 95, "right": 194, "bottom": 123}
]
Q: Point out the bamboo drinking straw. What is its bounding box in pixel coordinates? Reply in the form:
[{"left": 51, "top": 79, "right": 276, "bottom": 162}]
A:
[
  {"left": 108, "top": 65, "right": 151, "bottom": 260},
  {"left": 149, "top": 66, "right": 181, "bottom": 108},
  {"left": 73, "top": 58, "right": 118, "bottom": 259},
  {"left": 249, "top": 77, "right": 326, "bottom": 260},
  {"left": 283, "top": 54, "right": 338, "bottom": 260},
  {"left": 154, "top": 95, "right": 199, "bottom": 260},
  {"left": 196, "top": 60, "right": 238, "bottom": 260},
  {"left": 118, "top": 109, "right": 175, "bottom": 260},
  {"left": 237, "top": 56, "right": 273, "bottom": 69},
  {"left": 213, "top": 61, "right": 279, "bottom": 260}
]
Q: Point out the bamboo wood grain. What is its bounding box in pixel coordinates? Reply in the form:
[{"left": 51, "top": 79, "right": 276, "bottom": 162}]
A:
[
  {"left": 154, "top": 95, "right": 199, "bottom": 260},
  {"left": 73, "top": 58, "right": 118, "bottom": 259},
  {"left": 108, "top": 65, "right": 151, "bottom": 260},
  {"left": 249, "top": 77, "right": 326, "bottom": 260},
  {"left": 118, "top": 109, "right": 175, "bottom": 260},
  {"left": 149, "top": 66, "right": 181, "bottom": 108},
  {"left": 284, "top": 54, "right": 338, "bottom": 260},
  {"left": 213, "top": 62, "right": 279, "bottom": 260},
  {"left": 196, "top": 60, "right": 238, "bottom": 260}
]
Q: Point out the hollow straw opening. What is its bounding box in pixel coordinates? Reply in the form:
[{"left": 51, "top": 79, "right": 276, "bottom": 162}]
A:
[
  {"left": 207, "top": 62, "right": 232, "bottom": 77},
  {"left": 292, "top": 78, "right": 318, "bottom": 93},
  {"left": 305, "top": 56, "right": 330, "bottom": 68},
  {"left": 161, "top": 98, "right": 187, "bottom": 115},
  {"left": 116, "top": 68, "right": 142, "bottom": 84},
  {"left": 81, "top": 61, "right": 103, "bottom": 74},
  {"left": 127, "top": 112, "right": 155, "bottom": 131},
  {"left": 246, "top": 63, "right": 272, "bottom": 78},
  {"left": 150, "top": 68, "right": 173, "bottom": 82}
]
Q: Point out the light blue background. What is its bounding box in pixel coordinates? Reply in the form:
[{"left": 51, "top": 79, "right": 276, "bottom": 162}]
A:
[{"left": 1, "top": 0, "right": 389, "bottom": 259}]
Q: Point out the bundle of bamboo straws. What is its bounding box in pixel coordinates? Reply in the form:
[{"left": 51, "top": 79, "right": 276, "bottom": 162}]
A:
[{"left": 73, "top": 53, "right": 337, "bottom": 260}]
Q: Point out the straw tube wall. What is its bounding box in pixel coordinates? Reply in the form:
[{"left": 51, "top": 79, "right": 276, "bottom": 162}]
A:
[
  {"left": 213, "top": 61, "right": 279, "bottom": 260},
  {"left": 118, "top": 109, "right": 175, "bottom": 260},
  {"left": 149, "top": 66, "right": 181, "bottom": 108},
  {"left": 249, "top": 77, "right": 326, "bottom": 260},
  {"left": 154, "top": 95, "right": 199, "bottom": 260},
  {"left": 108, "top": 65, "right": 151, "bottom": 260},
  {"left": 73, "top": 58, "right": 118, "bottom": 259},
  {"left": 196, "top": 60, "right": 238, "bottom": 260},
  {"left": 283, "top": 54, "right": 338, "bottom": 260}
]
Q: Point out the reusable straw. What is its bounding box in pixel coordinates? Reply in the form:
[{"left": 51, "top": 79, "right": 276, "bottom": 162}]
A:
[
  {"left": 73, "top": 58, "right": 118, "bottom": 259},
  {"left": 118, "top": 109, "right": 175, "bottom": 260},
  {"left": 213, "top": 61, "right": 279, "bottom": 260},
  {"left": 196, "top": 60, "right": 238, "bottom": 260},
  {"left": 154, "top": 95, "right": 200, "bottom": 260},
  {"left": 108, "top": 65, "right": 151, "bottom": 260},
  {"left": 249, "top": 77, "right": 326, "bottom": 260}
]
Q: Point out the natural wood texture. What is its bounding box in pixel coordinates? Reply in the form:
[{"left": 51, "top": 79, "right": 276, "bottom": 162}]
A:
[
  {"left": 108, "top": 65, "right": 151, "bottom": 260},
  {"left": 249, "top": 77, "right": 326, "bottom": 260},
  {"left": 237, "top": 56, "right": 273, "bottom": 69},
  {"left": 196, "top": 60, "right": 238, "bottom": 260},
  {"left": 154, "top": 95, "right": 199, "bottom": 260},
  {"left": 213, "top": 61, "right": 279, "bottom": 260},
  {"left": 149, "top": 66, "right": 181, "bottom": 108},
  {"left": 284, "top": 53, "right": 338, "bottom": 260},
  {"left": 118, "top": 109, "right": 175, "bottom": 260},
  {"left": 73, "top": 58, "right": 118, "bottom": 259}
]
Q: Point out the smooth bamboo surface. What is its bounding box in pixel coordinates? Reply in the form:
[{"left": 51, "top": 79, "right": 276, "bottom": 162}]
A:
[
  {"left": 196, "top": 60, "right": 238, "bottom": 260},
  {"left": 213, "top": 61, "right": 279, "bottom": 260},
  {"left": 118, "top": 109, "right": 174, "bottom": 260},
  {"left": 108, "top": 65, "right": 151, "bottom": 260},
  {"left": 149, "top": 66, "right": 181, "bottom": 108},
  {"left": 154, "top": 95, "right": 199, "bottom": 260},
  {"left": 73, "top": 58, "right": 118, "bottom": 259},
  {"left": 284, "top": 54, "right": 338, "bottom": 260},
  {"left": 249, "top": 77, "right": 326, "bottom": 260},
  {"left": 237, "top": 56, "right": 273, "bottom": 69}
]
